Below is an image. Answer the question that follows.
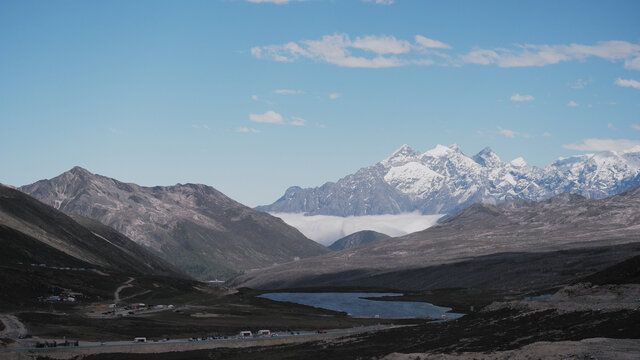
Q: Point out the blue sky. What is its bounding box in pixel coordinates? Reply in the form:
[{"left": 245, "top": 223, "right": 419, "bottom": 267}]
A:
[{"left": 1, "top": 0, "right": 639, "bottom": 206}]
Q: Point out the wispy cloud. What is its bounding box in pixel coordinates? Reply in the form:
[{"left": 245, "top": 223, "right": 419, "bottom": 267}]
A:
[
  {"left": 248, "top": 110, "right": 307, "bottom": 127},
  {"left": 289, "top": 116, "right": 306, "bottom": 126},
  {"left": 249, "top": 110, "right": 285, "bottom": 124},
  {"left": 510, "top": 93, "right": 534, "bottom": 102},
  {"left": 460, "top": 41, "right": 640, "bottom": 69},
  {"left": 251, "top": 33, "right": 449, "bottom": 68},
  {"left": 626, "top": 57, "right": 640, "bottom": 70},
  {"left": 498, "top": 126, "right": 518, "bottom": 138},
  {"left": 568, "top": 78, "right": 590, "bottom": 89},
  {"left": 329, "top": 93, "right": 342, "bottom": 100},
  {"left": 631, "top": 124, "right": 640, "bottom": 131},
  {"left": 362, "top": 0, "right": 395, "bottom": 5},
  {"left": 192, "top": 124, "right": 210, "bottom": 130},
  {"left": 253, "top": 36, "right": 640, "bottom": 70},
  {"left": 542, "top": 132, "right": 551, "bottom": 137},
  {"left": 246, "top": 0, "right": 303, "bottom": 4},
  {"left": 563, "top": 138, "right": 640, "bottom": 152},
  {"left": 237, "top": 127, "right": 261, "bottom": 133},
  {"left": 414, "top": 35, "right": 452, "bottom": 49},
  {"left": 608, "top": 123, "right": 617, "bottom": 130},
  {"left": 274, "top": 89, "right": 304, "bottom": 95},
  {"left": 567, "top": 101, "right": 579, "bottom": 107},
  {"left": 614, "top": 78, "right": 640, "bottom": 89}
]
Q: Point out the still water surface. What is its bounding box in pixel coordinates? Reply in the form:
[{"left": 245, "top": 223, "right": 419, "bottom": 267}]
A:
[{"left": 259, "top": 292, "right": 464, "bottom": 319}]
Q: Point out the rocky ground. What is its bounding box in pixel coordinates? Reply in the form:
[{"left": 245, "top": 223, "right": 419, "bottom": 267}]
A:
[{"left": 383, "top": 338, "right": 640, "bottom": 360}]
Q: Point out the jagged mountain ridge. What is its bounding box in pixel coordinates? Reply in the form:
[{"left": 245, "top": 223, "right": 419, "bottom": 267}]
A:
[
  {"left": 0, "top": 185, "right": 187, "bottom": 278},
  {"left": 19, "top": 167, "right": 329, "bottom": 280},
  {"left": 257, "top": 144, "right": 640, "bottom": 216},
  {"left": 232, "top": 183, "right": 640, "bottom": 290}
]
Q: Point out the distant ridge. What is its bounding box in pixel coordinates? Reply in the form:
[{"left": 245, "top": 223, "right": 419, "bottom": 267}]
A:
[
  {"left": 257, "top": 144, "right": 640, "bottom": 216},
  {"left": 328, "top": 230, "right": 390, "bottom": 251},
  {"left": 19, "top": 167, "right": 329, "bottom": 280}
]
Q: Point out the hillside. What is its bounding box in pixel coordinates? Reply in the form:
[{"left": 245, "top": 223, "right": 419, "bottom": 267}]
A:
[
  {"left": 0, "top": 185, "right": 187, "bottom": 278},
  {"left": 19, "top": 167, "right": 329, "bottom": 280},
  {"left": 328, "top": 230, "right": 390, "bottom": 251},
  {"left": 232, "top": 184, "right": 640, "bottom": 290}
]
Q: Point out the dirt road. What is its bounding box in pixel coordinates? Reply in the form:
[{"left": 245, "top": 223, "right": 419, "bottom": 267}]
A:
[{"left": 113, "top": 277, "right": 134, "bottom": 303}]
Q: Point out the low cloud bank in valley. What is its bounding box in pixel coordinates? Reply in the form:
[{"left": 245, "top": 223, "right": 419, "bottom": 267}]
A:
[{"left": 271, "top": 212, "right": 443, "bottom": 245}]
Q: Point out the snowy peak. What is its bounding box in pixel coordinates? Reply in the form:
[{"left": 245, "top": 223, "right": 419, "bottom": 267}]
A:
[
  {"left": 473, "top": 147, "right": 503, "bottom": 168},
  {"left": 509, "top": 157, "right": 527, "bottom": 167},
  {"left": 449, "top": 143, "right": 463, "bottom": 153},
  {"left": 259, "top": 144, "right": 640, "bottom": 217},
  {"left": 381, "top": 144, "right": 422, "bottom": 167},
  {"left": 423, "top": 144, "right": 455, "bottom": 158}
]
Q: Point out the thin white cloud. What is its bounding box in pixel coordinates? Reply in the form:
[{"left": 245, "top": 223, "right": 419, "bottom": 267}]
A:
[
  {"left": 567, "top": 101, "right": 579, "bottom": 107},
  {"left": 510, "top": 93, "right": 535, "bottom": 102},
  {"left": 414, "top": 35, "right": 452, "bottom": 49},
  {"left": 608, "top": 123, "right": 617, "bottom": 130},
  {"left": 461, "top": 41, "right": 640, "bottom": 68},
  {"left": 631, "top": 124, "right": 640, "bottom": 131},
  {"left": 251, "top": 95, "right": 259, "bottom": 101},
  {"left": 289, "top": 116, "right": 306, "bottom": 126},
  {"left": 251, "top": 33, "right": 447, "bottom": 68},
  {"left": 563, "top": 138, "right": 640, "bottom": 152},
  {"left": 329, "top": 93, "right": 341, "bottom": 100},
  {"left": 614, "top": 78, "right": 640, "bottom": 89},
  {"left": 192, "top": 124, "right": 210, "bottom": 130},
  {"left": 247, "top": 0, "right": 303, "bottom": 4},
  {"left": 362, "top": 0, "right": 394, "bottom": 5},
  {"left": 253, "top": 36, "right": 640, "bottom": 70},
  {"left": 351, "top": 35, "right": 412, "bottom": 55},
  {"left": 568, "top": 78, "right": 590, "bottom": 89},
  {"left": 249, "top": 110, "right": 285, "bottom": 124},
  {"left": 626, "top": 57, "right": 640, "bottom": 70},
  {"left": 498, "top": 126, "right": 518, "bottom": 138},
  {"left": 542, "top": 132, "right": 551, "bottom": 137},
  {"left": 237, "top": 127, "right": 261, "bottom": 133},
  {"left": 274, "top": 89, "right": 304, "bottom": 95}
]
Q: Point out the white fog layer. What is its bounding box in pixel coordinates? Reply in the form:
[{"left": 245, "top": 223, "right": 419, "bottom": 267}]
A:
[{"left": 270, "top": 212, "right": 444, "bottom": 245}]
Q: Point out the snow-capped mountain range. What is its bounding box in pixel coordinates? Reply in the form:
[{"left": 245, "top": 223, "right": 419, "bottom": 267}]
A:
[{"left": 256, "top": 144, "right": 640, "bottom": 216}]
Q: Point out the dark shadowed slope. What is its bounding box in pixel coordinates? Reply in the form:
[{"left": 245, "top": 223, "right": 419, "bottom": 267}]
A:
[
  {"left": 328, "top": 230, "right": 390, "bottom": 251},
  {"left": 231, "top": 184, "right": 640, "bottom": 290},
  {"left": 0, "top": 185, "right": 186, "bottom": 278},
  {"left": 20, "top": 167, "right": 328, "bottom": 280}
]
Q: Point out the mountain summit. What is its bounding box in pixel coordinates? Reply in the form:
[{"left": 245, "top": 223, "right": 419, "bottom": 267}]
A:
[
  {"left": 257, "top": 144, "right": 640, "bottom": 216},
  {"left": 20, "top": 167, "right": 328, "bottom": 280}
]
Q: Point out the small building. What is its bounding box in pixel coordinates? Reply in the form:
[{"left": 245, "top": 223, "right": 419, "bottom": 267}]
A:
[
  {"left": 133, "top": 337, "right": 147, "bottom": 343},
  {"left": 257, "top": 330, "right": 271, "bottom": 336},
  {"left": 239, "top": 331, "right": 252, "bottom": 337}
]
